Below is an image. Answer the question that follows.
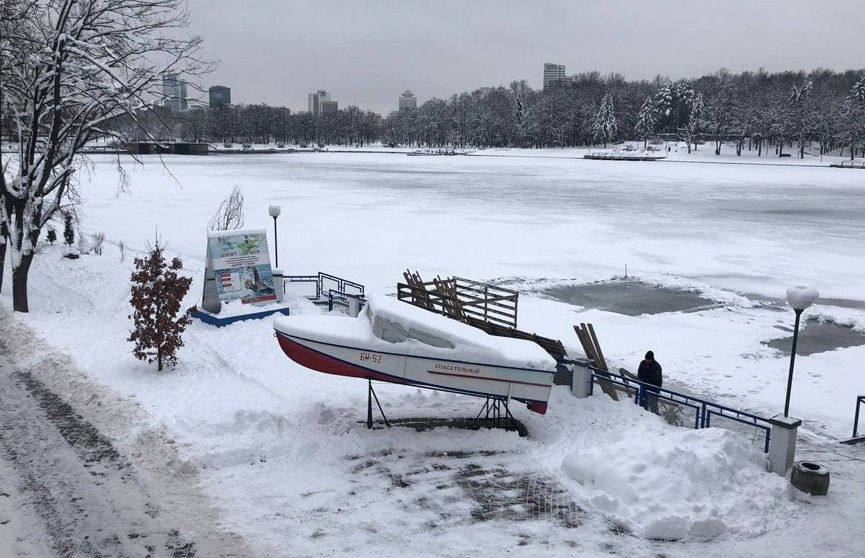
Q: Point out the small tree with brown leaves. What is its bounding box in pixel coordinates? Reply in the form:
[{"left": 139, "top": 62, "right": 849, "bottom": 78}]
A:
[{"left": 128, "top": 241, "right": 193, "bottom": 371}]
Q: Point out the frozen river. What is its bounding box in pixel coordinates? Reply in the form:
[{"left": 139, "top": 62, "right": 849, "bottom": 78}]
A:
[{"left": 85, "top": 151, "right": 865, "bottom": 301}]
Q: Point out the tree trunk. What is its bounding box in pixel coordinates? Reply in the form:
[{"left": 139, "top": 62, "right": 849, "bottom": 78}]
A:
[
  {"left": 12, "top": 252, "right": 34, "bottom": 313},
  {"left": 0, "top": 238, "right": 6, "bottom": 294}
]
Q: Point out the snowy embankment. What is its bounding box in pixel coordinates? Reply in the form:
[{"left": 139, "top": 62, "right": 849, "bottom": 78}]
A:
[
  {"left": 474, "top": 141, "right": 854, "bottom": 167},
  {"left": 2, "top": 152, "right": 864, "bottom": 557},
  {"left": 0, "top": 255, "right": 796, "bottom": 555}
]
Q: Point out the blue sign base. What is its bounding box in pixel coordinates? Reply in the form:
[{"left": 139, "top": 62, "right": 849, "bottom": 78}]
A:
[{"left": 193, "top": 306, "right": 290, "bottom": 327}]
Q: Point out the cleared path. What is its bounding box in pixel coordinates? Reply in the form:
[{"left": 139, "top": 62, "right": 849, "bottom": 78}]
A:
[{"left": 0, "top": 357, "right": 254, "bottom": 558}]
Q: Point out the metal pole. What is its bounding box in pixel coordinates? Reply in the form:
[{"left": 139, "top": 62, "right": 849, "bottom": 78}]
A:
[
  {"left": 854, "top": 397, "right": 862, "bottom": 438},
  {"left": 272, "top": 216, "right": 279, "bottom": 268},
  {"left": 783, "top": 309, "right": 803, "bottom": 417},
  {"left": 367, "top": 379, "right": 373, "bottom": 429}
]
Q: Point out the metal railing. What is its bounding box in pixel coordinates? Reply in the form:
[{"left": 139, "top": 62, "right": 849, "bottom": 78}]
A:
[
  {"left": 854, "top": 396, "right": 865, "bottom": 438},
  {"left": 583, "top": 363, "right": 772, "bottom": 453},
  {"left": 327, "top": 289, "right": 365, "bottom": 313},
  {"left": 283, "top": 271, "right": 364, "bottom": 302},
  {"left": 283, "top": 274, "right": 320, "bottom": 298}
]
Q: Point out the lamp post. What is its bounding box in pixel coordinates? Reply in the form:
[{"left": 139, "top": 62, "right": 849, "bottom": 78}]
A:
[
  {"left": 268, "top": 205, "right": 281, "bottom": 268},
  {"left": 783, "top": 285, "right": 819, "bottom": 417}
]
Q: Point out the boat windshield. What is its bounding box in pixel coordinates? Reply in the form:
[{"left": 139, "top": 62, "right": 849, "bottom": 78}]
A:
[{"left": 368, "top": 309, "right": 455, "bottom": 349}]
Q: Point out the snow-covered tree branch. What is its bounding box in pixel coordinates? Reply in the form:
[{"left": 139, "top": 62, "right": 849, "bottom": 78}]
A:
[{"left": 0, "top": 0, "right": 205, "bottom": 312}]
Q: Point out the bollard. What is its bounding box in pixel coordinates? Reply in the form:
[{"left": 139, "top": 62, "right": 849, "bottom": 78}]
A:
[
  {"left": 348, "top": 294, "right": 363, "bottom": 317},
  {"left": 767, "top": 415, "right": 801, "bottom": 476},
  {"left": 272, "top": 268, "right": 284, "bottom": 303},
  {"left": 202, "top": 265, "right": 222, "bottom": 314},
  {"left": 571, "top": 364, "right": 590, "bottom": 398}
]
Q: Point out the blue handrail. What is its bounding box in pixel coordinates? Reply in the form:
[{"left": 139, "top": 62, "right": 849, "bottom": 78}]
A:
[{"left": 581, "top": 362, "right": 772, "bottom": 453}]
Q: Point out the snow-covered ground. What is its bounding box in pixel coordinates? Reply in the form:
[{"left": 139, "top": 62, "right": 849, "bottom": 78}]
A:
[{"left": 2, "top": 150, "right": 864, "bottom": 557}]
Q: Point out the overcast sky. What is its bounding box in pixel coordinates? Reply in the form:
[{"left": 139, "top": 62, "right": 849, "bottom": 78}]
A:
[{"left": 185, "top": 0, "right": 864, "bottom": 115}]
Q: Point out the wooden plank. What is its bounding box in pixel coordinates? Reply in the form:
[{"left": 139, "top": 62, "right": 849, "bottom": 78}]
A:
[
  {"left": 573, "top": 324, "right": 617, "bottom": 400},
  {"left": 587, "top": 323, "right": 608, "bottom": 372},
  {"left": 404, "top": 270, "right": 434, "bottom": 310},
  {"left": 433, "top": 275, "right": 464, "bottom": 321},
  {"left": 574, "top": 325, "right": 596, "bottom": 363}
]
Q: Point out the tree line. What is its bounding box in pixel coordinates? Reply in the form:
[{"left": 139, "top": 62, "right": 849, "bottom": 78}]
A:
[{"left": 134, "top": 67, "right": 865, "bottom": 159}]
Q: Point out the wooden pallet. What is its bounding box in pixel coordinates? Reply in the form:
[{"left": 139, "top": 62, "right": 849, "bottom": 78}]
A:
[{"left": 398, "top": 270, "right": 566, "bottom": 364}]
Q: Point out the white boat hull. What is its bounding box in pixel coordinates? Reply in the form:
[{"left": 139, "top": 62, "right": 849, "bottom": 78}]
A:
[{"left": 275, "top": 330, "right": 555, "bottom": 414}]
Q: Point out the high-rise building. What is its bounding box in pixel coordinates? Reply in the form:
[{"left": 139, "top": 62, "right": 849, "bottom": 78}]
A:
[
  {"left": 209, "top": 85, "right": 231, "bottom": 107},
  {"left": 308, "top": 90, "right": 338, "bottom": 117},
  {"left": 162, "top": 73, "right": 187, "bottom": 111},
  {"left": 398, "top": 90, "right": 417, "bottom": 110},
  {"left": 543, "top": 63, "right": 566, "bottom": 90}
]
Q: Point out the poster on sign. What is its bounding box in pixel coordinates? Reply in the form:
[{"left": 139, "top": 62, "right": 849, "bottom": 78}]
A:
[{"left": 203, "top": 229, "right": 277, "bottom": 308}]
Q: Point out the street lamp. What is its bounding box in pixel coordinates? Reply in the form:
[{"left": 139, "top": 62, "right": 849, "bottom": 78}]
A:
[
  {"left": 783, "top": 285, "right": 819, "bottom": 417},
  {"left": 268, "top": 205, "right": 281, "bottom": 268}
]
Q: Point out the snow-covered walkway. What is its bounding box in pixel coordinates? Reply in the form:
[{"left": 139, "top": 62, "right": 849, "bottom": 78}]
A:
[{"left": 0, "top": 323, "right": 255, "bottom": 558}]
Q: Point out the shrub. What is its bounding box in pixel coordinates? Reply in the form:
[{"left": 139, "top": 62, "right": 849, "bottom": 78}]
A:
[
  {"left": 91, "top": 232, "right": 105, "bottom": 255},
  {"left": 63, "top": 212, "right": 75, "bottom": 246},
  {"left": 77, "top": 234, "right": 91, "bottom": 255},
  {"left": 128, "top": 241, "right": 193, "bottom": 371},
  {"left": 46, "top": 227, "right": 57, "bottom": 244}
]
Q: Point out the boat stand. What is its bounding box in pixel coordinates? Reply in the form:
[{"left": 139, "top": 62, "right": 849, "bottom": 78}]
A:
[
  {"left": 471, "top": 396, "right": 517, "bottom": 430},
  {"left": 367, "top": 379, "right": 391, "bottom": 429}
]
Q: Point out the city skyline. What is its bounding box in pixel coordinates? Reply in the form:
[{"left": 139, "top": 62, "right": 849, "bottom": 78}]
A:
[{"left": 186, "top": 0, "right": 865, "bottom": 114}]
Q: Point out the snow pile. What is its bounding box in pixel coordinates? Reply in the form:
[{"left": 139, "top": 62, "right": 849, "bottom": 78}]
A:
[
  {"left": 197, "top": 299, "right": 293, "bottom": 318},
  {"left": 562, "top": 426, "right": 787, "bottom": 540}
]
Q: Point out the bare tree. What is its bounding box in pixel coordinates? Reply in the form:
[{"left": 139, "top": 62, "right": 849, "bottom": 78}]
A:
[
  {"left": 790, "top": 80, "right": 814, "bottom": 159},
  {"left": 679, "top": 93, "right": 705, "bottom": 154},
  {"left": 91, "top": 232, "right": 105, "bottom": 255},
  {"left": 207, "top": 185, "right": 246, "bottom": 231},
  {"left": 841, "top": 75, "right": 865, "bottom": 161},
  {"left": 0, "top": 0, "right": 204, "bottom": 312}
]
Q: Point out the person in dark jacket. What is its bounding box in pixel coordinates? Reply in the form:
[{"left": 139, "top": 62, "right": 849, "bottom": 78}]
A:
[{"left": 637, "top": 350, "right": 663, "bottom": 414}]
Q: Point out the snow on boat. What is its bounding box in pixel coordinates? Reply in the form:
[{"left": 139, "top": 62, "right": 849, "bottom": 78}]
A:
[{"left": 273, "top": 295, "right": 558, "bottom": 414}]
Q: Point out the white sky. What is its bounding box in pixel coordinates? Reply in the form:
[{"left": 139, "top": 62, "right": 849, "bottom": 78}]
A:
[{"left": 186, "top": 0, "right": 865, "bottom": 114}]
